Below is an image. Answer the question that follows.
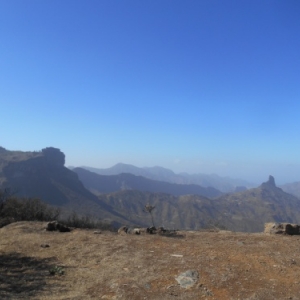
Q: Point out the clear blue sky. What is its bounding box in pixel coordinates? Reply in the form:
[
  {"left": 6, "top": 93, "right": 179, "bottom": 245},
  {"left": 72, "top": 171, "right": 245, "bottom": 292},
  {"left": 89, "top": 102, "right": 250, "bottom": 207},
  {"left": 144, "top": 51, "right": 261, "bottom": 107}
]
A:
[{"left": 1, "top": 1, "right": 299, "bottom": 184}]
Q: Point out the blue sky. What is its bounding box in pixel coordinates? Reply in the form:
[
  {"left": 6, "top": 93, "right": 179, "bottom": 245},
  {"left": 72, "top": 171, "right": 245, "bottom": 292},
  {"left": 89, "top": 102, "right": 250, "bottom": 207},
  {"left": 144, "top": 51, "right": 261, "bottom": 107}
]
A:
[{"left": 1, "top": 1, "right": 299, "bottom": 184}]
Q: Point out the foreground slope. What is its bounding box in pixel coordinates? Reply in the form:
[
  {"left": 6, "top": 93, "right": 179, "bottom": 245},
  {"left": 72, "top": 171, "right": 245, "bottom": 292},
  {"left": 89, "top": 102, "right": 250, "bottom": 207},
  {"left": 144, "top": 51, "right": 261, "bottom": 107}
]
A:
[{"left": 1, "top": 221, "right": 300, "bottom": 300}]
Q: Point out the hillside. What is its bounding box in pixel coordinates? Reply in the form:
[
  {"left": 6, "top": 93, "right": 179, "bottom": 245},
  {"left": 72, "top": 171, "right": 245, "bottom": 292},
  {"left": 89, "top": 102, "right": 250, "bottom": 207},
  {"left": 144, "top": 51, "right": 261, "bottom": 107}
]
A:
[
  {"left": 73, "top": 167, "right": 222, "bottom": 198},
  {"left": 79, "top": 163, "right": 254, "bottom": 192},
  {"left": 1, "top": 221, "right": 300, "bottom": 299},
  {"left": 97, "top": 176, "right": 300, "bottom": 232}
]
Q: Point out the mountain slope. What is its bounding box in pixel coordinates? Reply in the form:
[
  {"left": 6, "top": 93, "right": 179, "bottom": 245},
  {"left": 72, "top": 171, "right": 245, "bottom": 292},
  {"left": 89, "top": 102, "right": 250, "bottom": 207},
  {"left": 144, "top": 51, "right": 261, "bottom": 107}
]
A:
[
  {"left": 213, "top": 176, "right": 300, "bottom": 231},
  {"left": 280, "top": 181, "right": 300, "bottom": 199},
  {"left": 73, "top": 167, "right": 223, "bottom": 198}
]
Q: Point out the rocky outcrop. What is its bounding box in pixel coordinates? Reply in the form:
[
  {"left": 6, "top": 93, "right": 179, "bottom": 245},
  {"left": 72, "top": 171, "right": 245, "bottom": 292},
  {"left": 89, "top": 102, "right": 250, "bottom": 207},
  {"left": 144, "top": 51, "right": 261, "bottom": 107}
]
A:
[
  {"left": 264, "top": 222, "right": 300, "bottom": 235},
  {"left": 42, "top": 147, "right": 65, "bottom": 166}
]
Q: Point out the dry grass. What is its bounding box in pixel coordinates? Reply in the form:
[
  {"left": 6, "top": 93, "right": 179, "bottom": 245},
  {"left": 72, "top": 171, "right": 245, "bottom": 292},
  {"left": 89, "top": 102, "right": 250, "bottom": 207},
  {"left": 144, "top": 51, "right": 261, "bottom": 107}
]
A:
[{"left": 1, "top": 222, "right": 300, "bottom": 299}]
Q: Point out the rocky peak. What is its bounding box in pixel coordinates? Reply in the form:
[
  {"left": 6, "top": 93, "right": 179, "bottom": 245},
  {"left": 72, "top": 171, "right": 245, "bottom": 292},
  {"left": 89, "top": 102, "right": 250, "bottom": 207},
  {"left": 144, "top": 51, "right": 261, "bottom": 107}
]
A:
[{"left": 260, "top": 175, "right": 276, "bottom": 189}]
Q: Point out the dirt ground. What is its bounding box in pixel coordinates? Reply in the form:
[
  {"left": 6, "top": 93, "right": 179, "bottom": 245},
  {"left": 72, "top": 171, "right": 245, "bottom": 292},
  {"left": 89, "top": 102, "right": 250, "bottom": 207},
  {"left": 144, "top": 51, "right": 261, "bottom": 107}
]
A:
[{"left": 1, "top": 222, "right": 300, "bottom": 300}]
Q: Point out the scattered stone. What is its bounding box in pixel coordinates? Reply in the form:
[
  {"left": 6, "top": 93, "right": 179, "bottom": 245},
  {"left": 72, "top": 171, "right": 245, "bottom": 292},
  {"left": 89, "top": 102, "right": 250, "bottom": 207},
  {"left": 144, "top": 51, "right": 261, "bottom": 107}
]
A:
[
  {"left": 175, "top": 270, "right": 199, "bottom": 289},
  {"left": 156, "top": 226, "right": 167, "bottom": 234},
  {"left": 56, "top": 223, "right": 71, "bottom": 232},
  {"left": 264, "top": 223, "right": 300, "bottom": 235},
  {"left": 40, "top": 244, "right": 50, "bottom": 248},
  {"left": 171, "top": 254, "right": 183, "bottom": 257}
]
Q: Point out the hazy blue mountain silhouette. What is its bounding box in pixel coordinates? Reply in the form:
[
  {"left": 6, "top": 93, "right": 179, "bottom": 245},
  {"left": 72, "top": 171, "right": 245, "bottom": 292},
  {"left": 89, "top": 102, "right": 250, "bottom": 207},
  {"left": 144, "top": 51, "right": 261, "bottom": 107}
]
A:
[
  {"left": 78, "top": 163, "right": 254, "bottom": 192},
  {"left": 73, "top": 167, "right": 223, "bottom": 198}
]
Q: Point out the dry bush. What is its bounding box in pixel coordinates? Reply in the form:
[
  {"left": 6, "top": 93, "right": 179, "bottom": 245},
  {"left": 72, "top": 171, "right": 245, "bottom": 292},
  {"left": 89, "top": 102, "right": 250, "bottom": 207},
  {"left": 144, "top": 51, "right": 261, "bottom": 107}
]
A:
[{"left": 0, "top": 197, "right": 60, "bottom": 224}]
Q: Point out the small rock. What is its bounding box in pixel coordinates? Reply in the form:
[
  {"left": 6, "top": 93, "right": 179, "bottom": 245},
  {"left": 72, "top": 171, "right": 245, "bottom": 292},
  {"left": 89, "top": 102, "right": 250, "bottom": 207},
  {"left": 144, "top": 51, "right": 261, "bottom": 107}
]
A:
[
  {"left": 40, "top": 244, "right": 50, "bottom": 248},
  {"left": 144, "top": 283, "right": 151, "bottom": 289},
  {"left": 94, "top": 231, "right": 102, "bottom": 234}
]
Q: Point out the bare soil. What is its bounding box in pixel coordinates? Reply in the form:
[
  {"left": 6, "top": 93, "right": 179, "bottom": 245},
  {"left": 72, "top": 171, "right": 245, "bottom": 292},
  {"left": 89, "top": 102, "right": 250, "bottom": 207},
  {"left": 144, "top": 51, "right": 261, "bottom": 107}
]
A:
[{"left": 1, "top": 222, "right": 300, "bottom": 300}]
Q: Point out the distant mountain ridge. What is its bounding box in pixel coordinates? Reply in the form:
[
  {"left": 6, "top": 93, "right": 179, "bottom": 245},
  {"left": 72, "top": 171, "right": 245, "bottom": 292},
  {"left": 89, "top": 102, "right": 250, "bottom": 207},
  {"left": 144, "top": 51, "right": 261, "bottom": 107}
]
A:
[
  {"left": 73, "top": 167, "right": 223, "bottom": 198},
  {"left": 78, "top": 163, "right": 254, "bottom": 192}
]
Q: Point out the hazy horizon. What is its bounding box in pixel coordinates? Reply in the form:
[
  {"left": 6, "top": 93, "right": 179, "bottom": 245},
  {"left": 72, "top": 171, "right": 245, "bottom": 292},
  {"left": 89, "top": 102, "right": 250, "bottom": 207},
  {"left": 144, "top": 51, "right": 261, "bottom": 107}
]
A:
[
  {"left": 72, "top": 159, "right": 297, "bottom": 186},
  {"left": 1, "top": 1, "right": 299, "bottom": 186}
]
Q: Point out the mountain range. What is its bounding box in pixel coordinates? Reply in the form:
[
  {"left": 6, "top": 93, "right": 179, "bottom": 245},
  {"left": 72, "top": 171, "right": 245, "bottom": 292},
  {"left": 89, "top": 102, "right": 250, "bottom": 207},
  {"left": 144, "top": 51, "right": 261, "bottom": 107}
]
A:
[
  {"left": 78, "top": 163, "right": 254, "bottom": 193},
  {"left": 2, "top": 146, "right": 300, "bottom": 232},
  {"left": 73, "top": 167, "right": 223, "bottom": 198}
]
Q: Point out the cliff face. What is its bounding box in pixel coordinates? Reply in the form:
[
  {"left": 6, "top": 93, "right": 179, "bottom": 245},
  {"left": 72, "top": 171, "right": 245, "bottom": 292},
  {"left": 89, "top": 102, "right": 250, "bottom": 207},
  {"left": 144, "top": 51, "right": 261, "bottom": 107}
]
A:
[{"left": 0, "top": 147, "right": 126, "bottom": 224}]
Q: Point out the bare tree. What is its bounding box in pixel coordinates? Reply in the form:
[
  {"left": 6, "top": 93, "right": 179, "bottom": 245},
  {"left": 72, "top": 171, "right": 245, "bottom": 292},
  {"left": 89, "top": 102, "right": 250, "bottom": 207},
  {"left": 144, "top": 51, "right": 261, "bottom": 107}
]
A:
[{"left": 144, "top": 204, "right": 156, "bottom": 228}]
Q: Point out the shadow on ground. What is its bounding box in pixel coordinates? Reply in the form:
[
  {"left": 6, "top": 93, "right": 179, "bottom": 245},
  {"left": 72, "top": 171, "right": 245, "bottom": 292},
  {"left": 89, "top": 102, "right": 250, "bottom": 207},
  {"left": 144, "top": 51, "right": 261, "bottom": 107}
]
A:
[{"left": 0, "top": 252, "right": 58, "bottom": 299}]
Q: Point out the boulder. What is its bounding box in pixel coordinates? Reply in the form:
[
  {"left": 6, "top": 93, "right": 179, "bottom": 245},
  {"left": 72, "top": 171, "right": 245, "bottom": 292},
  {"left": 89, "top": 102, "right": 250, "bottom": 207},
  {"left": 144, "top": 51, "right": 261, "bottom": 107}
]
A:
[
  {"left": 46, "top": 221, "right": 71, "bottom": 232},
  {"left": 46, "top": 221, "right": 58, "bottom": 231},
  {"left": 146, "top": 226, "right": 156, "bottom": 234},
  {"left": 56, "top": 223, "right": 71, "bottom": 232}
]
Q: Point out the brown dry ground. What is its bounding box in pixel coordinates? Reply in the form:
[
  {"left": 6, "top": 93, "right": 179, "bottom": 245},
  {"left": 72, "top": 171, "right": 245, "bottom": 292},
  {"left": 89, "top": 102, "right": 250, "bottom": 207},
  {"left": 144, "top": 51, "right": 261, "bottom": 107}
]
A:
[{"left": 1, "top": 222, "right": 300, "bottom": 300}]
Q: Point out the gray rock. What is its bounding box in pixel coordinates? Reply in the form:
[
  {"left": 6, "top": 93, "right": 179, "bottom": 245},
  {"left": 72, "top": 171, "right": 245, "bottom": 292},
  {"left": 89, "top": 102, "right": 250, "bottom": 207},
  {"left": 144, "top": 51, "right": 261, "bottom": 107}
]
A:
[{"left": 175, "top": 270, "right": 199, "bottom": 289}]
